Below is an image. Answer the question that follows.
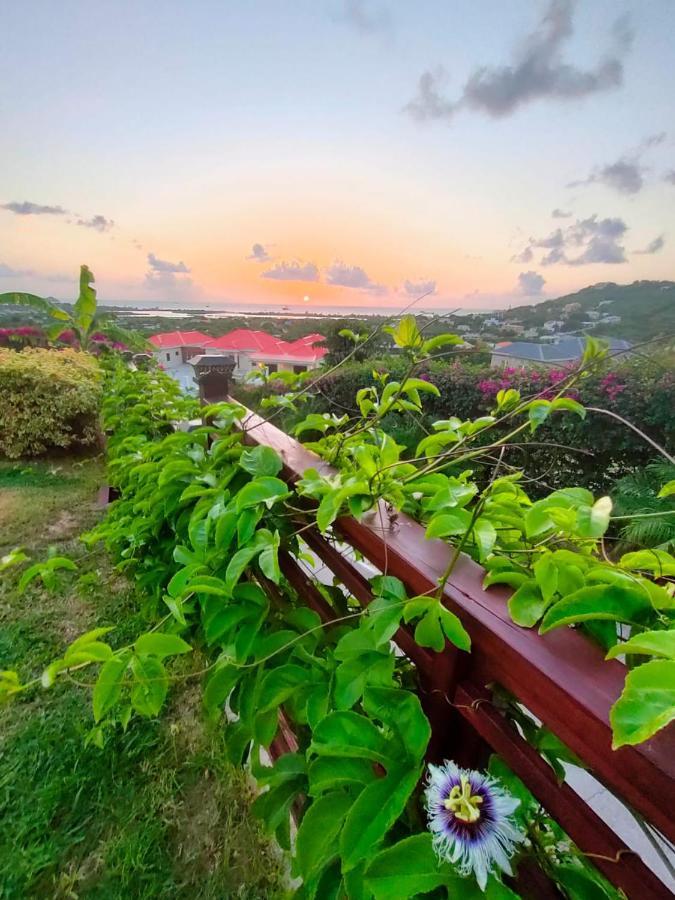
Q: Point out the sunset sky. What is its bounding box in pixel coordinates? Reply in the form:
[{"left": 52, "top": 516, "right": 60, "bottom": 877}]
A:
[{"left": 1, "top": 0, "right": 673, "bottom": 309}]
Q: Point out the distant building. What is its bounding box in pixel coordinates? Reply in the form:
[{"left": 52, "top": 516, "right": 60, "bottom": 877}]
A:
[
  {"left": 149, "top": 328, "right": 326, "bottom": 389},
  {"left": 491, "top": 337, "right": 632, "bottom": 368},
  {"left": 482, "top": 317, "right": 502, "bottom": 328},
  {"left": 600, "top": 315, "right": 621, "bottom": 324},
  {"left": 542, "top": 320, "right": 565, "bottom": 332}
]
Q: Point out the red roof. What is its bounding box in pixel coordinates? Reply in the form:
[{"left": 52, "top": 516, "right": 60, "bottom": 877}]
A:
[
  {"left": 206, "top": 328, "right": 327, "bottom": 360},
  {"left": 149, "top": 330, "right": 214, "bottom": 349}
]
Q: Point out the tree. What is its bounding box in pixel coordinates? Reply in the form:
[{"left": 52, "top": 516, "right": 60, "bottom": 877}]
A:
[{"left": 0, "top": 265, "right": 146, "bottom": 351}]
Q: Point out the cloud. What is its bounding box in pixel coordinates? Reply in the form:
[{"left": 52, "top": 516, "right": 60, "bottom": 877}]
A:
[
  {"left": 325, "top": 260, "right": 384, "bottom": 292},
  {"left": 516, "top": 215, "right": 628, "bottom": 266},
  {"left": 338, "top": 0, "right": 391, "bottom": 34},
  {"left": 77, "top": 214, "right": 114, "bottom": 232},
  {"left": 147, "top": 252, "right": 191, "bottom": 274},
  {"left": 1, "top": 200, "right": 67, "bottom": 216},
  {"left": 0, "top": 263, "right": 33, "bottom": 278},
  {"left": 403, "top": 278, "right": 437, "bottom": 297},
  {"left": 664, "top": 170, "right": 675, "bottom": 185},
  {"left": 568, "top": 133, "right": 666, "bottom": 196},
  {"left": 633, "top": 234, "right": 665, "bottom": 255},
  {"left": 552, "top": 208, "right": 572, "bottom": 218},
  {"left": 405, "top": 0, "right": 632, "bottom": 124},
  {"left": 247, "top": 242, "right": 271, "bottom": 263},
  {"left": 262, "top": 260, "right": 319, "bottom": 282},
  {"left": 517, "top": 270, "right": 546, "bottom": 296}
]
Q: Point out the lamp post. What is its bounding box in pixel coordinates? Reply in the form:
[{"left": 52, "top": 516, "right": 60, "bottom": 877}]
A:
[{"left": 189, "top": 354, "right": 236, "bottom": 405}]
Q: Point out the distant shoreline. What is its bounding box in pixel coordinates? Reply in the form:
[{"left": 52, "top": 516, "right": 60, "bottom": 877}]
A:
[{"left": 105, "top": 305, "right": 490, "bottom": 319}]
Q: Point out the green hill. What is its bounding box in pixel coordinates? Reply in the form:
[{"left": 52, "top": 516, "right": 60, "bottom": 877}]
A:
[{"left": 508, "top": 280, "right": 675, "bottom": 342}]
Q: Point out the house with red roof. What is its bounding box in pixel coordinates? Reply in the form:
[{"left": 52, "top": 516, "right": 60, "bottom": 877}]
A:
[{"left": 148, "top": 328, "right": 326, "bottom": 388}]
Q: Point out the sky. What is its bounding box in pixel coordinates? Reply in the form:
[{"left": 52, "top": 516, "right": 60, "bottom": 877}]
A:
[{"left": 1, "top": 0, "right": 674, "bottom": 310}]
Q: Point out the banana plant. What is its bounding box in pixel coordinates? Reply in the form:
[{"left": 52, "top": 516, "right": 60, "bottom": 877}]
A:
[{"left": 0, "top": 264, "right": 146, "bottom": 351}]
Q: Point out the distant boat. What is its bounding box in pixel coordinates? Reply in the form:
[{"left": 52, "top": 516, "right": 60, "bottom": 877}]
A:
[{"left": 282, "top": 306, "right": 290, "bottom": 311}]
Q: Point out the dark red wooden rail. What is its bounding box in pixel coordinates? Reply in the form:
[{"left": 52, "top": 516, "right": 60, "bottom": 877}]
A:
[{"left": 236, "top": 406, "right": 675, "bottom": 899}]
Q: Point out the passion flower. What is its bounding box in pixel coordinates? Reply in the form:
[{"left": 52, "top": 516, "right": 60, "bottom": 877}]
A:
[{"left": 425, "top": 760, "right": 525, "bottom": 891}]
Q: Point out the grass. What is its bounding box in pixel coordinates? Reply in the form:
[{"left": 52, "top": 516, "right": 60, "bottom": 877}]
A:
[{"left": 0, "top": 458, "right": 287, "bottom": 899}]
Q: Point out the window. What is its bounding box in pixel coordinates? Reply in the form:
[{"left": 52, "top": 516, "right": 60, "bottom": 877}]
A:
[
  {"left": 166, "top": 353, "right": 171, "bottom": 362},
  {"left": 293, "top": 364, "right": 307, "bottom": 374},
  {"left": 267, "top": 363, "right": 278, "bottom": 374}
]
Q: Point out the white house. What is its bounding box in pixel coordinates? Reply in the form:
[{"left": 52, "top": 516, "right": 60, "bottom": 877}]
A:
[{"left": 149, "top": 328, "right": 327, "bottom": 388}]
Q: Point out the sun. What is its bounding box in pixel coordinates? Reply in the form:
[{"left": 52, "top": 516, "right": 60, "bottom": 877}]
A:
[{"left": 303, "top": 295, "right": 311, "bottom": 303}]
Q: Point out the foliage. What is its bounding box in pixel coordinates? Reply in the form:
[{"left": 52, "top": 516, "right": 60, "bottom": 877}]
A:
[
  {"left": 0, "top": 264, "right": 147, "bottom": 352},
  {"left": 0, "top": 347, "right": 102, "bottom": 458},
  {"left": 611, "top": 460, "right": 675, "bottom": 549},
  {"left": 250, "top": 351, "right": 675, "bottom": 497},
  {"left": 0, "top": 458, "right": 286, "bottom": 897},
  {"left": 4, "top": 320, "right": 673, "bottom": 896}
]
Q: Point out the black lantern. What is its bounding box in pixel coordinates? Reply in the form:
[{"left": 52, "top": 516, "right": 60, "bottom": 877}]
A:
[{"left": 189, "top": 354, "right": 236, "bottom": 405}]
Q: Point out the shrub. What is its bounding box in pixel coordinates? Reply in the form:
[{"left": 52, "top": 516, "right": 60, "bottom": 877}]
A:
[{"left": 0, "top": 348, "right": 102, "bottom": 458}]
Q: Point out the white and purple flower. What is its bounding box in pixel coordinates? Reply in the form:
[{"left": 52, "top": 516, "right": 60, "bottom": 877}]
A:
[{"left": 425, "top": 760, "right": 525, "bottom": 891}]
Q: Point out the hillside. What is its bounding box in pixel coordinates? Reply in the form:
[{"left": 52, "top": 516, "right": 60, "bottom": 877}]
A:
[{"left": 508, "top": 280, "right": 675, "bottom": 342}]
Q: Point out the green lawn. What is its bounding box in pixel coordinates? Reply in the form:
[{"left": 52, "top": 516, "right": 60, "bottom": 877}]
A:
[{"left": 0, "top": 458, "right": 287, "bottom": 899}]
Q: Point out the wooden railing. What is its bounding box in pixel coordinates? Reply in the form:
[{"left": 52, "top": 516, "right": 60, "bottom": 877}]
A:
[{"left": 238, "top": 406, "right": 674, "bottom": 899}]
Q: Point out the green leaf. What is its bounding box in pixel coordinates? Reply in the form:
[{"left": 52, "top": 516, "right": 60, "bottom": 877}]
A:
[
  {"left": 0, "top": 290, "right": 71, "bottom": 320},
  {"left": 550, "top": 397, "right": 586, "bottom": 419},
  {"left": 528, "top": 399, "right": 551, "bottom": 431},
  {"left": 93, "top": 655, "right": 129, "bottom": 722},
  {"left": 296, "top": 792, "right": 354, "bottom": 881},
  {"left": 385, "top": 314, "right": 422, "bottom": 350},
  {"left": 135, "top": 632, "right": 192, "bottom": 659},
  {"left": 184, "top": 575, "right": 229, "bottom": 596},
  {"left": 421, "top": 333, "right": 463, "bottom": 353},
  {"left": 472, "top": 518, "right": 496, "bottom": 559},
  {"left": 239, "top": 445, "right": 283, "bottom": 477},
  {"left": 167, "top": 565, "right": 202, "bottom": 598},
  {"left": 334, "top": 652, "right": 395, "bottom": 709},
  {"left": 610, "top": 660, "right": 675, "bottom": 748},
  {"left": 425, "top": 508, "right": 471, "bottom": 539},
  {"left": 576, "top": 496, "right": 612, "bottom": 538},
  {"left": 533, "top": 555, "right": 558, "bottom": 603},
  {"left": 317, "top": 491, "right": 342, "bottom": 532},
  {"left": 551, "top": 864, "right": 615, "bottom": 900},
  {"left": 310, "top": 712, "right": 392, "bottom": 765},
  {"left": 236, "top": 477, "right": 290, "bottom": 511},
  {"left": 620, "top": 549, "right": 675, "bottom": 577},
  {"left": 508, "top": 580, "right": 549, "bottom": 628},
  {"left": 130, "top": 655, "right": 168, "bottom": 717},
  {"left": 237, "top": 506, "right": 263, "bottom": 547},
  {"left": 363, "top": 687, "right": 431, "bottom": 761},
  {"left": 339, "top": 767, "right": 420, "bottom": 872},
  {"left": 307, "top": 758, "right": 376, "bottom": 797},
  {"left": 483, "top": 570, "right": 529, "bottom": 591},
  {"left": 606, "top": 629, "right": 675, "bottom": 661},
  {"left": 63, "top": 641, "right": 113, "bottom": 666},
  {"left": 215, "top": 510, "right": 238, "bottom": 551},
  {"left": 225, "top": 544, "right": 262, "bottom": 588},
  {"left": 539, "top": 583, "right": 653, "bottom": 633},
  {"left": 364, "top": 833, "right": 461, "bottom": 899},
  {"left": 203, "top": 663, "right": 240, "bottom": 713},
  {"left": 73, "top": 264, "right": 97, "bottom": 336},
  {"left": 657, "top": 479, "right": 675, "bottom": 499},
  {"left": 259, "top": 664, "right": 311, "bottom": 712},
  {"left": 258, "top": 532, "right": 281, "bottom": 583}
]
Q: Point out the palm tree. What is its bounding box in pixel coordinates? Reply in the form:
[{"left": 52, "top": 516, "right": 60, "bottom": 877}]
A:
[
  {"left": 0, "top": 265, "right": 146, "bottom": 351},
  {"left": 611, "top": 460, "right": 675, "bottom": 550}
]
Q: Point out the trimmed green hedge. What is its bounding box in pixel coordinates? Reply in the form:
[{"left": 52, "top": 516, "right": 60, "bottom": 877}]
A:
[{"left": 0, "top": 348, "right": 102, "bottom": 458}]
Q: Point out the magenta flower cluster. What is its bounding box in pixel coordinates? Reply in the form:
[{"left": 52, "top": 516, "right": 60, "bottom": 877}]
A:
[{"left": 599, "top": 372, "right": 626, "bottom": 401}]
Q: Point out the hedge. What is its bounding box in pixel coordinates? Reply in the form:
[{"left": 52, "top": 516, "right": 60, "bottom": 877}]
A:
[{"left": 0, "top": 348, "right": 102, "bottom": 458}]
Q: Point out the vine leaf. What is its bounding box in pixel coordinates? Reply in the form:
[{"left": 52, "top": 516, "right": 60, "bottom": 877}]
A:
[{"left": 610, "top": 659, "right": 675, "bottom": 748}]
